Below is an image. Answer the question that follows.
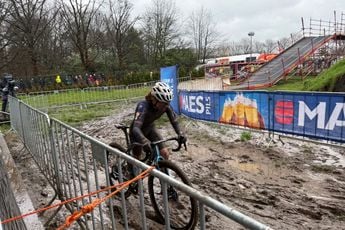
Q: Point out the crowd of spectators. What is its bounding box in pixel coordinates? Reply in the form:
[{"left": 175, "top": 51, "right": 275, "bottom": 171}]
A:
[
  {"left": 15, "top": 73, "right": 108, "bottom": 93},
  {"left": 1, "top": 68, "right": 180, "bottom": 94}
]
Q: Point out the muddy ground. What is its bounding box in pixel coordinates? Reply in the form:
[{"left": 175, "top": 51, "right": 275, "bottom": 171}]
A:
[{"left": 4, "top": 102, "right": 345, "bottom": 229}]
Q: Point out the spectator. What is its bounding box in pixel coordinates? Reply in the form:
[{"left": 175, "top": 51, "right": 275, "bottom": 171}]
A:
[
  {"left": 1, "top": 73, "right": 18, "bottom": 115},
  {"left": 55, "top": 75, "right": 61, "bottom": 84},
  {"left": 88, "top": 74, "right": 95, "bottom": 86},
  {"left": 39, "top": 77, "right": 45, "bottom": 90},
  {"left": 55, "top": 75, "right": 62, "bottom": 89}
]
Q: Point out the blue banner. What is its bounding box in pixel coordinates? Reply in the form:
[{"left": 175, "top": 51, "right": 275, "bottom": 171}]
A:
[
  {"left": 160, "top": 65, "right": 179, "bottom": 113},
  {"left": 270, "top": 92, "right": 345, "bottom": 142},
  {"left": 179, "top": 89, "right": 345, "bottom": 143},
  {"left": 179, "top": 90, "right": 219, "bottom": 121}
]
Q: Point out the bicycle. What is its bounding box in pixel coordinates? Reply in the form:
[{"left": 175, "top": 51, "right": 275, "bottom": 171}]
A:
[{"left": 107, "top": 123, "right": 198, "bottom": 230}]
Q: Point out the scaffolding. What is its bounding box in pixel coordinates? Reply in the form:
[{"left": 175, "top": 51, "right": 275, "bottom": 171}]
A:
[{"left": 295, "top": 11, "right": 345, "bottom": 78}]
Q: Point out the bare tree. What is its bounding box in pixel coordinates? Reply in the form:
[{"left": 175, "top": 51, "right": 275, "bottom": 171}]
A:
[
  {"left": 141, "top": 0, "right": 180, "bottom": 67},
  {"left": 227, "top": 38, "right": 282, "bottom": 57},
  {"left": 227, "top": 41, "right": 242, "bottom": 55},
  {"left": 105, "top": 0, "right": 138, "bottom": 70},
  {"left": 236, "top": 38, "right": 251, "bottom": 54},
  {"left": 187, "top": 6, "right": 218, "bottom": 63},
  {"left": 261, "top": 39, "right": 276, "bottom": 53},
  {"left": 278, "top": 37, "right": 291, "bottom": 51},
  {"left": 212, "top": 45, "right": 231, "bottom": 57},
  {"left": 5, "top": 0, "right": 57, "bottom": 76},
  {"left": 59, "top": 0, "right": 105, "bottom": 72},
  {"left": 0, "top": 0, "right": 12, "bottom": 71},
  {"left": 35, "top": 12, "right": 74, "bottom": 74}
]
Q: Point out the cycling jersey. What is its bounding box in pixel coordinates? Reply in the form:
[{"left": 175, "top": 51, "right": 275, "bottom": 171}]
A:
[{"left": 130, "top": 100, "right": 181, "bottom": 145}]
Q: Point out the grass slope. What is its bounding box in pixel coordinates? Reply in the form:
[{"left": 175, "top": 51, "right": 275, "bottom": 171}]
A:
[
  {"left": 303, "top": 58, "right": 345, "bottom": 92},
  {"left": 268, "top": 75, "right": 315, "bottom": 91},
  {"left": 268, "top": 58, "right": 345, "bottom": 92}
]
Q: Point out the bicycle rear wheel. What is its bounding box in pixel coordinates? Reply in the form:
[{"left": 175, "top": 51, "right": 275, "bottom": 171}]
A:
[{"left": 148, "top": 160, "right": 198, "bottom": 230}]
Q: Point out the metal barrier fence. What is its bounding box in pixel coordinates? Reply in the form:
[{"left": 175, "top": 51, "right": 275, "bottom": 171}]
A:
[
  {"left": 19, "top": 78, "right": 192, "bottom": 112},
  {"left": 6, "top": 96, "right": 271, "bottom": 229},
  {"left": 179, "top": 77, "right": 223, "bottom": 91},
  {"left": 0, "top": 142, "right": 27, "bottom": 230},
  {"left": 19, "top": 80, "right": 186, "bottom": 112}
]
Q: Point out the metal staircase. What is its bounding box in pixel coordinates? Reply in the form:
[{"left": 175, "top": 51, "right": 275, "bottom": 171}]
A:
[
  {"left": 235, "top": 35, "right": 335, "bottom": 89},
  {"left": 230, "top": 12, "right": 345, "bottom": 90}
]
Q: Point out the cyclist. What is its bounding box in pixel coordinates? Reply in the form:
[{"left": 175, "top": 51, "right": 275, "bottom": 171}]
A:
[
  {"left": 128, "top": 82, "right": 186, "bottom": 199},
  {"left": 129, "top": 81, "right": 186, "bottom": 160}
]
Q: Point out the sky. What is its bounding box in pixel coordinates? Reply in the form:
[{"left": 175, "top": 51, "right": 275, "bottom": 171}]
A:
[{"left": 131, "top": 0, "right": 344, "bottom": 42}]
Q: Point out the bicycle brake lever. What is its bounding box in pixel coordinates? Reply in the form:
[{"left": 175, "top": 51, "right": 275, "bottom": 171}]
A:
[
  {"left": 172, "top": 138, "right": 187, "bottom": 152},
  {"left": 172, "top": 138, "right": 181, "bottom": 152}
]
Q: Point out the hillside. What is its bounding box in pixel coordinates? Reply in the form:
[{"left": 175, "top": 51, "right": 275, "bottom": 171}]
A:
[
  {"left": 302, "top": 58, "right": 345, "bottom": 92},
  {"left": 267, "top": 58, "right": 345, "bottom": 92}
]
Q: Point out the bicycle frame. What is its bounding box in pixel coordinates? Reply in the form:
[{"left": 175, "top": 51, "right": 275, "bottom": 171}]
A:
[
  {"left": 114, "top": 124, "right": 185, "bottom": 166},
  {"left": 148, "top": 137, "right": 184, "bottom": 166}
]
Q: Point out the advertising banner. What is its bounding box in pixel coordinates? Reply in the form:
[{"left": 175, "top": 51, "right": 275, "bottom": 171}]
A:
[
  {"left": 179, "top": 89, "right": 345, "bottom": 143},
  {"left": 179, "top": 90, "right": 219, "bottom": 121},
  {"left": 271, "top": 92, "right": 345, "bottom": 142},
  {"left": 160, "top": 65, "right": 179, "bottom": 113},
  {"left": 218, "top": 92, "right": 269, "bottom": 129}
]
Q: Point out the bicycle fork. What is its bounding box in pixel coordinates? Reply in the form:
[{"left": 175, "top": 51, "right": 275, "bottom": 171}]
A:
[{"left": 153, "top": 147, "right": 178, "bottom": 201}]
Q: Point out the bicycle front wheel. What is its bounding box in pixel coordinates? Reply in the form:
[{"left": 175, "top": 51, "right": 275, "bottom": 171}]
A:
[{"left": 148, "top": 160, "right": 198, "bottom": 230}]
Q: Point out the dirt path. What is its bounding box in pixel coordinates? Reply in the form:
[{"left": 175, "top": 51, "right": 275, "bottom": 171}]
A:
[
  {"left": 5, "top": 103, "right": 345, "bottom": 229},
  {"left": 77, "top": 103, "right": 345, "bottom": 229}
]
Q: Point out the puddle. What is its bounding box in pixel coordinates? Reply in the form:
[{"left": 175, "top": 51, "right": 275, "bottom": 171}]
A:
[{"left": 226, "top": 159, "right": 261, "bottom": 173}]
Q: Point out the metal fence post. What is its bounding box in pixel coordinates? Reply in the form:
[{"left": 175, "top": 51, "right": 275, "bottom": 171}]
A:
[
  {"left": 18, "top": 100, "right": 26, "bottom": 145},
  {"left": 47, "top": 118, "right": 63, "bottom": 197}
]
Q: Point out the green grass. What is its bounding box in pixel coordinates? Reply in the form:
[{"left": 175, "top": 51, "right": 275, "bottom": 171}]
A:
[
  {"left": 303, "top": 59, "right": 345, "bottom": 91},
  {"left": 0, "top": 123, "right": 11, "bottom": 133},
  {"left": 240, "top": 131, "right": 252, "bottom": 141},
  {"left": 267, "top": 75, "right": 316, "bottom": 91},
  {"left": 16, "top": 86, "right": 148, "bottom": 126},
  {"left": 20, "top": 87, "right": 149, "bottom": 108},
  {"left": 48, "top": 102, "right": 130, "bottom": 126}
]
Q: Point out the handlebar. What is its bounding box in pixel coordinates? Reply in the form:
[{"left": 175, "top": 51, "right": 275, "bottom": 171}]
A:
[
  {"left": 115, "top": 123, "right": 187, "bottom": 153},
  {"left": 131, "top": 137, "right": 187, "bottom": 152},
  {"left": 154, "top": 137, "right": 187, "bottom": 151}
]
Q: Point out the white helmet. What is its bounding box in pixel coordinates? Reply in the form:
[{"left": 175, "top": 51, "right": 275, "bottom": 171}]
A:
[{"left": 151, "top": 82, "right": 173, "bottom": 103}]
